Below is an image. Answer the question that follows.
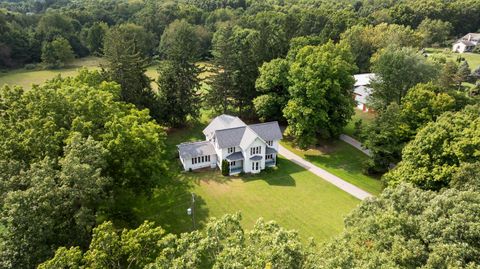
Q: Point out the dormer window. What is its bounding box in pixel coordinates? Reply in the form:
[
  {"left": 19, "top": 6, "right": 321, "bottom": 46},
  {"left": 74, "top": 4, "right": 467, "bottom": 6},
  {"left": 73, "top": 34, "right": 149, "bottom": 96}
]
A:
[
  {"left": 266, "top": 141, "right": 273, "bottom": 146},
  {"left": 228, "top": 147, "right": 235, "bottom": 153}
]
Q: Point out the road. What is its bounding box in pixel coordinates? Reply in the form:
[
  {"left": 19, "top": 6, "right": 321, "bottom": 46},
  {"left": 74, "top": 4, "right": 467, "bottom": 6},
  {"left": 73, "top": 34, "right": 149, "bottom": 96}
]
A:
[{"left": 278, "top": 145, "right": 373, "bottom": 200}]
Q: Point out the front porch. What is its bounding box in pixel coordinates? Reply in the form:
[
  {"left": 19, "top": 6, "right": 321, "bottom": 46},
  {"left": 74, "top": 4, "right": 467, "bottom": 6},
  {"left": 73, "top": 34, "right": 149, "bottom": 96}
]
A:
[{"left": 226, "top": 151, "right": 244, "bottom": 175}]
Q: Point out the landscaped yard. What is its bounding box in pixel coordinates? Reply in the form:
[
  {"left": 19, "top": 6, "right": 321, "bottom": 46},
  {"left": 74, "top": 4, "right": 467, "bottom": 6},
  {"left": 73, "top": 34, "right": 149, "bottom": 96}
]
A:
[
  {"left": 126, "top": 116, "right": 361, "bottom": 243},
  {"left": 343, "top": 108, "right": 375, "bottom": 142},
  {"left": 425, "top": 47, "right": 480, "bottom": 69},
  {"left": 280, "top": 139, "right": 383, "bottom": 195}
]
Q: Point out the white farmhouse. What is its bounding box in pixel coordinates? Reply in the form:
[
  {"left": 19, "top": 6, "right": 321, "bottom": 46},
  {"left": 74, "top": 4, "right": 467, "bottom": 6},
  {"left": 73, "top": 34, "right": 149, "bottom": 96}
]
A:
[
  {"left": 353, "top": 73, "right": 375, "bottom": 112},
  {"left": 177, "top": 115, "right": 282, "bottom": 175},
  {"left": 452, "top": 33, "right": 480, "bottom": 53}
]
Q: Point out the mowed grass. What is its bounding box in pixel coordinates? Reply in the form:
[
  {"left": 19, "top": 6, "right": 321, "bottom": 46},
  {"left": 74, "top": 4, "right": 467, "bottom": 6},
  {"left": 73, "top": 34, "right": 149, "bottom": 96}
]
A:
[
  {"left": 425, "top": 48, "right": 480, "bottom": 69},
  {"left": 0, "top": 57, "right": 105, "bottom": 89},
  {"left": 280, "top": 139, "right": 383, "bottom": 195},
  {"left": 0, "top": 57, "right": 214, "bottom": 90},
  {"left": 343, "top": 108, "right": 375, "bottom": 141},
  {"left": 129, "top": 115, "right": 360, "bottom": 243}
]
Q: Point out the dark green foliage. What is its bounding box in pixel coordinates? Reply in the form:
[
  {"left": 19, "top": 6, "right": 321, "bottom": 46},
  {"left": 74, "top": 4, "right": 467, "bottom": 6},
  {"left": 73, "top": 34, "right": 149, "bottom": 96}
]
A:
[
  {"left": 103, "top": 24, "right": 159, "bottom": 119},
  {"left": 41, "top": 37, "right": 75, "bottom": 68},
  {"left": 364, "top": 83, "right": 470, "bottom": 174},
  {"left": 82, "top": 22, "right": 108, "bottom": 55},
  {"left": 383, "top": 105, "right": 480, "bottom": 190},
  {"left": 0, "top": 71, "right": 168, "bottom": 268},
  {"left": 221, "top": 160, "right": 229, "bottom": 176},
  {"left": 317, "top": 184, "right": 480, "bottom": 268},
  {"left": 370, "top": 46, "right": 440, "bottom": 111},
  {"left": 284, "top": 41, "right": 356, "bottom": 148}
]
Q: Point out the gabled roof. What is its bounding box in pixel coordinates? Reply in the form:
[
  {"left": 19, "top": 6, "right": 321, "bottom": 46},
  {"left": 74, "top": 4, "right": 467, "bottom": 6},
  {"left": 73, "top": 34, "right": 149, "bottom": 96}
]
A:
[
  {"left": 225, "top": 151, "right": 244, "bottom": 161},
  {"left": 455, "top": 40, "right": 476, "bottom": 46},
  {"left": 215, "top": 126, "right": 247, "bottom": 148},
  {"left": 462, "top": 33, "right": 480, "bottom": 40},
  {"left": 240, "top": 127, "right": 263, "bottom": 149},
  {"left": 354, "top": 73, "right": 375, "bottom": 87},
  {"left": 203, "top": 114, "right": 246, "bottom": 138},
  {"left": 177, "top": 141, "right": 216, "bottom": 159},
  {"left": 248, "top": 122, "right": 283, "bottom": 142}
]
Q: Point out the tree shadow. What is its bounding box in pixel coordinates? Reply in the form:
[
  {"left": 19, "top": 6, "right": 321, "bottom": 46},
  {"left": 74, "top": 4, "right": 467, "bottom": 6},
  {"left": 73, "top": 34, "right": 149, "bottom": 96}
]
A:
[{"left": 240, "top": 158, "right": 304, "bottom": 187}]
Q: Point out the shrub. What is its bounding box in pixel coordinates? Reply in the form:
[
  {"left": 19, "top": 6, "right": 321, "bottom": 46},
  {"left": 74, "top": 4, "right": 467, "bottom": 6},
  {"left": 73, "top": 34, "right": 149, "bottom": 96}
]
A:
[
  {"left": 24, "top": 63, "right": 37, "bottom": 70},
  {"left": 221, "top": 160, "right": 229, "bottom": 176}
]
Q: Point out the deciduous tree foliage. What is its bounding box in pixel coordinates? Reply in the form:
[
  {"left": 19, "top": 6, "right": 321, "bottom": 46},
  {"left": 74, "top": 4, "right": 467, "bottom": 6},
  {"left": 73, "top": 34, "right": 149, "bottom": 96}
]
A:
[
  {"left": 283, "top": 41, "right": 356, "bottom": 148},
  {"left": 41, "top": 37, "right": 75, "bottom": 68},
  {"left": 363, "top": 83, "right": 470, "bottom": 173},
  {"left": 417, "top": 18, "right": 452, "bottom": 47},
  {"left": 0, "top": 71, "right": 168, "bottom": 268},
  {"left": 369, "top": 46, "right": 439, "bottom": 111},
  {"left": 253, "top": 58, "right": 290, "bottom": 122},
  {"left": 316, "top": 184, "right": 480, "bottom": 268},
  {"left": 40, "top": 214, "right": 310, "bottom": 269},
  {"left": 384, "top": 105, "right": 480, "bottom": 190}
]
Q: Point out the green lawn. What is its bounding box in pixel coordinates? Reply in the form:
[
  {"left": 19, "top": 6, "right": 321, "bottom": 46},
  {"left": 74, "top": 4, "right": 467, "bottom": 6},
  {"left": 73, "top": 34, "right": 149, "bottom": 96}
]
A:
[
  {"left": 343, "top": 108, "right": 375, "bottom": 142},
  {"left": 0, "top": 57, "right": 105, "bottom": 89},
  {"left": 0, "top": 57, "right": 214, "bottom": 90},
  {"left": 127, "top": 116, "right": 360, "bottom": 243},
  {"left": 280, "top": 139, "right": 383, "bottom": 195},
  {"left": 425, "top": 47, "right": 480, "bottom": 69}
]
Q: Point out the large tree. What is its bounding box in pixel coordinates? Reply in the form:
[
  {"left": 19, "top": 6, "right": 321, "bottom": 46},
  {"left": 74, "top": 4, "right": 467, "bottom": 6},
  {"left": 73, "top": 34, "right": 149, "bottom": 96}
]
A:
[
  {"left": 41, "top": 37, "right": 75, "bottom": 68},
  {"left": 253, "top": 58, "right": 290, "bottom": 122},
  {"left": 384, "top": 105, "right": 480, "bottom": 190},
  {"left": 157, "top": 20, "right": 201, "bottom": 127},
  {"left": 0, "top": 71, "right": 168, "bottom": 268},
  {"left": 283, "top": 41, "right": 356, "bottom": 148},
  {"left": 316, "top": 183, "right": 480, "bottom": 268},
  {"left": 369, "top": 46, "right": 439, "bottom": 110},
  {"left": 363, "top": 83, "right": 470, "bottom": 173},
  {"left": 103, "top": 23, "right": 159, "bottom": 119}
]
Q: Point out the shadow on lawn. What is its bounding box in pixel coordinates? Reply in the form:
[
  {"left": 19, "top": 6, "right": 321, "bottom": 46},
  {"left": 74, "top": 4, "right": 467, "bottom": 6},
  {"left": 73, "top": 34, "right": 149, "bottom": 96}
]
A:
[{"left": 241, "top": 158, "right": 304, "bottom": 187}]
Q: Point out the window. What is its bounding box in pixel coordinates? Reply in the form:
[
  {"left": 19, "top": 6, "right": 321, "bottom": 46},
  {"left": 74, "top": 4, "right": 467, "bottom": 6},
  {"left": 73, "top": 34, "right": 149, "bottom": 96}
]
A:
[
  {"left": 192, "top": 158, "right": 196, "bottom": 164},
  {"left": 267, "top": 141, "right": 273, "bottom": 146},
  {"left": 266, "top": 154, "right": 273, "bottom": 160},
  {"left": 201, "top": 156, "right": 204, "bottom": 162},
  {"left": 230, "top": 161, "right": 236, "bottom": 166},
  {"left": 250, "top": 146, "right": 261, "bottom": 155},
  {"left": 255, "top": 162, "right": 259, "bottom": 170},
  {"left": 252, "top": 162, "right": 255, "bottom": 170},
  {"left": 228, "top": 147, "right": 235, "bottom": 153},
  {"left": 207, "top": 155, "right": 210, "bottom": 162}
]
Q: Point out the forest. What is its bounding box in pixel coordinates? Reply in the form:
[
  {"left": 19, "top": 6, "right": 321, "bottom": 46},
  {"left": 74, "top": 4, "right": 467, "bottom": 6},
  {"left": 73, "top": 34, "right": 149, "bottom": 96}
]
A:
[{"left": 0, "top": 0, "right": 480, "bottom": 268}]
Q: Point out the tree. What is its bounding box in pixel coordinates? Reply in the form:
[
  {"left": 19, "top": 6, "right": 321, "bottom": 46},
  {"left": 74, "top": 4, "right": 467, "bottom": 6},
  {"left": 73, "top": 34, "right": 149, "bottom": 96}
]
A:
[
  {"left": 369, "top": 46, "right": 439, "bottom": 110},
  {"left": 83, "top": 22, "right": 108, "bottom": 55},
  {"left": 438, "top": 61, "right": 458, "bottom": 88},
  {"left": 103, "top": 24, "right": 159, "bottom": 118},
  {"left": 0, "top": 71, "right": 168, "bottom": 268},
  {"left": 283, "top": 41, "right": 356, "bottom": 148},
  {"left": 455, "top": 60, "right": 471, "bottom": 88},
  {"left": 41, "top": 37, "right": 75, "bottom": 68},
  {"left": 157, "top": 20, "right": 202, "bottom": 127},
  {"left": 36, "top": 12, "right": 74, "bottom": 41},
  {"left": 40, "top": 213, "right": 308, "bottom": 268},
  {"left": 383, "top": 105, "right": 480, "bottom": 190},
  {"left": 363, "top": 83, "right": 469, "bottom": 173},
  {"left": 417, "top": 18, "right": 452, "bottom": 47},
  {"left": 253, "top": 58, "right": 290, "bottom": 122},
  {"left": 316, "top": 184, "right": 480, "bottom": 268}
]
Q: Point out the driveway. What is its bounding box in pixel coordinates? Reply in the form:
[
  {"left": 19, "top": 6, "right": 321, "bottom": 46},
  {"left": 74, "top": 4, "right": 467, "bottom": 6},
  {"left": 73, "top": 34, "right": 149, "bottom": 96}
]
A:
[{"left": 278, "top": 145, "right": 373, "bottom": 200}]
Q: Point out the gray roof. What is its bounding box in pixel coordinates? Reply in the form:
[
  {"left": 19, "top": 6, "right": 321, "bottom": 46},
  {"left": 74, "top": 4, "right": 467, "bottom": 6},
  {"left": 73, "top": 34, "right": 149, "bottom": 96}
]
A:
[
  {"left": 354, "top": 73, "right": 375, "bottom": 87},
  {"left": 456, "top": 40, "right": 476, "bottom": 46},
  {"left": 250, "top": 155, "right": 263, "bottom": 161},
  {"left": 248, "top": 122, "right": 283, "bottom": 142},
  {"left": 266, "top": 147, "right": 277, "bottom": 154},
  {"left": 215, "top": 126, "right": 247, "bottom": 148},
  {"left": 177, "top": 141, "right": 216, "bottom": 159},
  {"left": 225, "top": 151, "right": 244, "bottom": 161},
  {"left": 203, "top": 114, "right": 246, "bottom": 138}
]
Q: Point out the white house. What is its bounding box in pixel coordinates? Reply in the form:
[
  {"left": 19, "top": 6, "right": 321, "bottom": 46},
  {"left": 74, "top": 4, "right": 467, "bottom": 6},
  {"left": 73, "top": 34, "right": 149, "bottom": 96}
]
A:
[
  {"left": 452, "top": 33, "right": 480, "bottom": 53},
  {"left": 353, "top": 73, "right": 375, "bottom": 112},
  {"left": 177, "top": 115, "right": 282, "bottom": 175}
]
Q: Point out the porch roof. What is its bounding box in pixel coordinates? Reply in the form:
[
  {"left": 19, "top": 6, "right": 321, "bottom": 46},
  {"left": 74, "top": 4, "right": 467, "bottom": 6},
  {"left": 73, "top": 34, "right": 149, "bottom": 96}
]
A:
[
  {"left": 226, "top": 151, "right": 244, "bottom": 161},
  {"left": 250, "top": 155, "right": 263, "bottom": 161},
  {"left": 266, "top": 147, "right": 277, "bottom": 154}
]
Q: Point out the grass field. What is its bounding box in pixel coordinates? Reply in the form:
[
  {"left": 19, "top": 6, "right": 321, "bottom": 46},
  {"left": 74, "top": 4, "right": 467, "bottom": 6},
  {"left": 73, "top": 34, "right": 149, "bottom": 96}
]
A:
[
  {"left": 0, "top": 58, "right": 214, "bottom": 90},
  {"left": 0, "top": 57, "right": 105, "bottom": 89},
  {"left": 127, "top": 115, "right": 360, "bottom": 243},
  {"left": 280, "top": 139, "right": 383, "bottom": 195},
  {"left": 343, "top": 108, "right": 375, "bottom": 141}
]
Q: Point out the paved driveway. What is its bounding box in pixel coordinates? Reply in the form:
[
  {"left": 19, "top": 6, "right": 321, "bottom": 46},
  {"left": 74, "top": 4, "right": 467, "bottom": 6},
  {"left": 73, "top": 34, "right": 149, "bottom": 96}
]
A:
[{"left": 279, "top": 145, "right": 373, "bottom": 200}]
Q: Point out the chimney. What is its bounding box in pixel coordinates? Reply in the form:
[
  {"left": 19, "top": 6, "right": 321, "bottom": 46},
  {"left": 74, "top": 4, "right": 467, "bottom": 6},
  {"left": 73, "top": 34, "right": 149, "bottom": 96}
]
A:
[{"left": 468, "top": 34, "right": 472, "bottom": 41}]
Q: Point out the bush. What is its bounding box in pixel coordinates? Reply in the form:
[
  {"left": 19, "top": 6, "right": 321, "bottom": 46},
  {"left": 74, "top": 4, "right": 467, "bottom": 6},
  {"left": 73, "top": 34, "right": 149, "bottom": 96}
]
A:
[
  {"left": 24, "top": 63, "right": 37, "bottom": 70},
  {"left": 353, "top": 119, "right": 363, "bottom": 137},
  {"left": 221, "top": 160, "right": 229, "bottom": 176}
]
